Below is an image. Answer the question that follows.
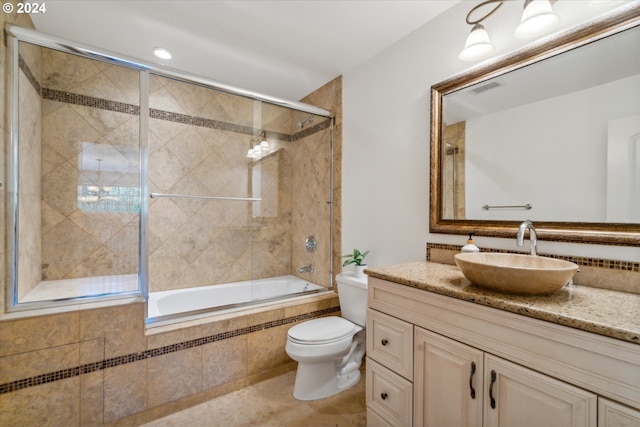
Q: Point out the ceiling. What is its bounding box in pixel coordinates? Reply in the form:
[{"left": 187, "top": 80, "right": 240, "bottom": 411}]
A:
[{"left": 30, "top": 0, "right": 461, "bottom": 102}]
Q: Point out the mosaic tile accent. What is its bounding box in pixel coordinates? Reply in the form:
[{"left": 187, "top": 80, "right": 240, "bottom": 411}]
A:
[
  {"left": 42, "top": 87, "right": 139, "bottom": 114},
  {"left": 292, "top": 119, "right": 332, "bottom": 141},
  {"left": 0, "top": 305, "right": 339, "bottom": 395},
  {"left": 426, "top": 242, "right": 639, "bottom": 272}
]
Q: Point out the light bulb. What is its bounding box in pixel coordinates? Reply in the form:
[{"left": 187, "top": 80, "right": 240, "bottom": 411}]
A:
[{"left": 153, "top": 47, "right": 173, "bottom": 60}]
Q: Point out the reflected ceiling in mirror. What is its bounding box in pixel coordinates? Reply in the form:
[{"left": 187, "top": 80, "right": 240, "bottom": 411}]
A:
[{"left": 430, "top": 5, "right": 640, "bottom": 246}]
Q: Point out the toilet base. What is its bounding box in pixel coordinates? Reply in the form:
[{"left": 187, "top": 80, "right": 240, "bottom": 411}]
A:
[
  {"left": 290, "top": 330, "right": 366, "bottom": 401},
  {"left": 292, "top": 360, "right": 362, "bottom": 401}
]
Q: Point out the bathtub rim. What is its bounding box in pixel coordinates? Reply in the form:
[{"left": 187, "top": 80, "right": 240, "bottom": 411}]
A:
[
  {"left": 146, "top": 276, "right": 334, "bottom": 328},
  {"left": 145, "top": 290, "right": 338, "bottom": 332}
]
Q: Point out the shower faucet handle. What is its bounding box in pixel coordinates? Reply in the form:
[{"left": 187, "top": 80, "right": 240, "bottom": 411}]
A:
[{"left": 305, "top": 236, "right": 317, "bottom": 253}]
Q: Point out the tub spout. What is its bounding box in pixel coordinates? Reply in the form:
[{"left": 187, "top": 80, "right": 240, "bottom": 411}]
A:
[{"left": 299, "top": 264, "right": 314, "bottom": 274}]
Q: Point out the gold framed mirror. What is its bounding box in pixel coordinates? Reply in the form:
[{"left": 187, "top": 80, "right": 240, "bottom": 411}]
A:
[{"left": 430, "top": 5, "right": 640, "bottom": 246}]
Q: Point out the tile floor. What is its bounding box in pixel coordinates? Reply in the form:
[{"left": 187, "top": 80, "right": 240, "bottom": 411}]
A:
[{"left": 141, "top": 368, "right": 367, "bottom": 427}]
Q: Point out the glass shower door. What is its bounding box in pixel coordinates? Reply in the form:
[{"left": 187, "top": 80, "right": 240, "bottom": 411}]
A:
[
  {"left": 7, "top": 39, "right": 143, "bottom": 308},
  {"left": 146, "top": 75, "right": 258, "bottom": 299}
]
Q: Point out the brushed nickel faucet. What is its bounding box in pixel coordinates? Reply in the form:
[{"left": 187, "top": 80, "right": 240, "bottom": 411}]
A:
[{"left": 516, "top": 220, "right": 537, "bottom": 256}]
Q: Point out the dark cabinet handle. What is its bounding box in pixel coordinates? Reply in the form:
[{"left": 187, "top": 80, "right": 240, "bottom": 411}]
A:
[
  {"left": 381, "top": 339, "right": 388, "bottom": 346},
  {"left": 380, "top": 392, "right": 388, "bottom": 400},
  {"left": 489, "top": 370, "right": 497, "bottom": 409},
  {"left": 469, "top": 361, "right": 476, "bottom": 399}
]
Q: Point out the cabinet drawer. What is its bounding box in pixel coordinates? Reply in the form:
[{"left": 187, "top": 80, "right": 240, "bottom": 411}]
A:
[
  {"left": 367, "top": 309, "right": 413, "bottom": 380},
  {"left": 366, "top": 407, "right": 395, "bottom": 427},
  {"left": 598, "top": 398, "right": 640, "bottom": 427},
  {"left": 366, "top": 358, "right": 413, "bottom": 427}
]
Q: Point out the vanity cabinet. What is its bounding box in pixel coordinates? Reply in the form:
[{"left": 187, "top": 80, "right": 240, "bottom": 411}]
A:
[{"left": 366, "top": 277, "right": 640, "bottom": 427}]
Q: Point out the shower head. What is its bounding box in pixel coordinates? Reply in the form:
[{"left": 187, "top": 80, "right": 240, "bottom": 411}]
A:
[{"left": 296, "top": 116, "right": 314, "bottom": 129}]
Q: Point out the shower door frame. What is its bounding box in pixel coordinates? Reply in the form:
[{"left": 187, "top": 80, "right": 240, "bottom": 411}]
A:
[{"left": 4, "top": 25, "right": 334, "bottom": 315}]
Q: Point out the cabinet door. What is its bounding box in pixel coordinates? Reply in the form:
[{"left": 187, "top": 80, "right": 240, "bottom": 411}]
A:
[
  {"left": 598, "top": 398, "right": 640, "bottom": 427},
  {"left": 484, "top": 354, "right": 597, "bottom": 427},
  {"left": 414, "top": 327, "right": 483, "bottom": 427}
]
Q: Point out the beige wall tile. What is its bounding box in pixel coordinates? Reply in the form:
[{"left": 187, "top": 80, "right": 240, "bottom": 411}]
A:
[
  {"left": 283, "top": 293, "right": 339, "bottom": 318},
  {"left": 80, "top": 303, "right": 146, "bottom": 358},
  {"left": 0, "top": 377, "right": 80, "bottom": 427},
  {"left": 247, "top": 324, "right": 289, "bottom": 375},
  {"left": 429, "top": 248, "right": 458, "bottom": 265},
  {"left": 199, "top": 315, "right": 248, "bottom": 337},
  {"left": 0, "top": 312, "right": 80, "bottom": 357},
  {"left": 147, "top": 347, "right": 202, "bottom": 408},
  {"left": 575, "top": 266, "right": 640, "bottom": 294},
  {"left": 81, "top": 371, "right": 105, "bottom": 427},
  {"left": 103, "top": 360, "right": 148, "bottom": 423},
  {"left": 42, "top": 48, "right": 101, "bottom": 92},
  {"left": 164, "top": 78, "right": 219, "bottom": 116},
  {"left": 0, "top": 342, "right": 78, "bottom": 383},
  {"left": 80, "top": 338, "right": 105, "bottom": 365},
  {"left": 202, "top": 335, "right": 248, "bottom": 390}
]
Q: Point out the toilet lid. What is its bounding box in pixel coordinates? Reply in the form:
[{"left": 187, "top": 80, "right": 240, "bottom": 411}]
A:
[{"left": 288, "top": 317, "right": 356, "bottom": 344}]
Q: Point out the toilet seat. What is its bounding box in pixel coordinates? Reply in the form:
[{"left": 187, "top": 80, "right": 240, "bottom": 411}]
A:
[{"left": 288, "top": 317, "right": 356, "bottom": 345}]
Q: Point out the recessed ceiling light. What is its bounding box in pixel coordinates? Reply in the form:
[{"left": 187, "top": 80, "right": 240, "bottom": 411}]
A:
[{"left": 153, "top": 47, "right": 172, "bottom": 60}]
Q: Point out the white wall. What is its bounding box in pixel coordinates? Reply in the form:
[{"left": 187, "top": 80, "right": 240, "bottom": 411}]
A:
[
  {"left": 465, "top": 75, "right": 640, "bottom": 222},
  {"left": 342, "top": 1, "right": 640, "bottom": 268}
]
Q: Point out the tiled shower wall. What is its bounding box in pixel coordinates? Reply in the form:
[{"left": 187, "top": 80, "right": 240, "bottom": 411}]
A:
[
  {"left": 442, "top": 121, "right": 465, "bottom": 220},
  {"left": 39, "top": 47, "right": 141, "bottom": 282},
  {"left": 14, "top": 39, "right": 335, "bottom": 295}
]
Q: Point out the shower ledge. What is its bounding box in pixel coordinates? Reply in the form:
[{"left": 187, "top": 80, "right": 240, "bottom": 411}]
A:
[{"left": 20, "top": 274, "right": 139, "bottom": 302}]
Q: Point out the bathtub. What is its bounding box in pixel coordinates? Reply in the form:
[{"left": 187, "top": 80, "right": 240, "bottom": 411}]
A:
[{"left": 146, "top": 275, "right": 331, "bottom": 325}]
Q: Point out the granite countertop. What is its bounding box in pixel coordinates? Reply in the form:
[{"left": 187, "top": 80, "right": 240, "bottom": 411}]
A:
[{"left": 365, "top": 261, "right": 640, "bottom": 345}]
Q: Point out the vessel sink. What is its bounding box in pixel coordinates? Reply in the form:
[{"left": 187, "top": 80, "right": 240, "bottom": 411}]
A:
[{"left": 454, "top": 252, "right": 579, "bottom": 295}]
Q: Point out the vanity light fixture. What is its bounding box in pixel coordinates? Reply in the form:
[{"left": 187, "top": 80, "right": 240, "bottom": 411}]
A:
[
  {"left": 459, "top": 0, "right": 559, "bottom": 61},
  {"left": 246, "top": 131, "right": 270, "bottom": 160},
  {"left": 153, "top": 47, "right": 173, "bottom": 60}
]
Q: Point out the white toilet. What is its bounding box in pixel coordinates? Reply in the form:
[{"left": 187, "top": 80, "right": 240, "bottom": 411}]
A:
[{"left": 285, "top": 271, "right": 368, "bottom": 400}]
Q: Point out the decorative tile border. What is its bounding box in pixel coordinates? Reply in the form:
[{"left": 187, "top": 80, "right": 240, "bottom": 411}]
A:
[
  {"left": 426, "top": 242, "right": 639, "bottom": 272},
  {"left": 0, "top": 305, "right": 339, "bottom": 395},
  {"left": 42, "top": 87, "right": 139, "bottom": 115},
  {"left": 292, "top": 120, "right": 332, "bottom": 141},
  {"left": 20, "top": 55, "right": 328, "bottom": 141}
]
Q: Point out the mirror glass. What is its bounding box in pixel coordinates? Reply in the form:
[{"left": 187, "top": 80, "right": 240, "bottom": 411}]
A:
[{"left": 431, "top": 12, "right": 640, "bottom": 245}]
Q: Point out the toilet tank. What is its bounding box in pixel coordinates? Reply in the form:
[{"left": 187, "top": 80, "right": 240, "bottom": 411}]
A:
[{"left": 336, "top": 272, "right": 368, "bottom": 327}]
